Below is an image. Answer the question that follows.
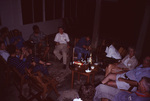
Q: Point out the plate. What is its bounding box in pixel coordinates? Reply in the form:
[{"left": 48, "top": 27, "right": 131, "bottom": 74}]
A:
[
  {"left": 94, "top": 63, "right": 99, "bottom": 65},
  {"left": 85, "top": 70, "right": 91, "bottom": 73}
]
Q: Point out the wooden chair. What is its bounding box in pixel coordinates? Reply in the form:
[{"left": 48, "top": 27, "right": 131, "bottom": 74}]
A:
[
  {"left": 96, "top": 39, "right": 106, "bottom": 62},
  {"left": 12, "top": 67, "right": 28, "bottom": 97},
  {"left": 0, "top": 55, "right": 12, "bottom": 85},
  {"left": 118, "top": 47, "right": 127, "bottom": 58},
  {"left": 25, "top": 68, "right": 59, "bottom": 101},
  {"left": 72, "top": 38, "right": 80, "bottom": 61}
]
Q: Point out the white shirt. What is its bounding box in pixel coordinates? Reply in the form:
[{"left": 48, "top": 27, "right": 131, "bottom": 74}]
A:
[
  {"left": 123, "top": 57, "right": 130, "bottom": 66},
  {"left": 54, "top": 33, "right": 70, "bottom": 44},
  {"left": 105, "top": 45, "right": 121, "bottom": 59},
  {"left": 0, "top": 50, "right": 10, "bottom": 61}
]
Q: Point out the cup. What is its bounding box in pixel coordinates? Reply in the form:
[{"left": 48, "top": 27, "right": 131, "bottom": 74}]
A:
[{"left": 91, "top": 66, "right": 95, "bottom": 69}]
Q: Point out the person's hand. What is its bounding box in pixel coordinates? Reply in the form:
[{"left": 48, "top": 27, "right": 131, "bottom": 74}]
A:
[
  {"left": 46, "top": 62, "right": 51, "bottom": 66},
  {"left": 31, "top": 62, "right": 36, "bottom": 66}
]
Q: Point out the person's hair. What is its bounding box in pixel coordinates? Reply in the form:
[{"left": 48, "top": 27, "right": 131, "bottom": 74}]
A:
[
  {"left": 12, "top": 29, "right": 19, "bottom": 33},
  {"left": 142, "top": 77, "right": 150, "bottom": 93},
  {"left": 128, "top": 46, "right": 136, "bottom": 51},
  {"left": 0, "top": 27, "right": 8, "bottom": 35},
  {"left": 7, "top": 45, "right": 16, "bottom": 55},
  {"left": 32, "top": 25, "right": 39, "bottom": 30},
  {"left": 58, "top": 26, "right": 64, "bottom": 30}
]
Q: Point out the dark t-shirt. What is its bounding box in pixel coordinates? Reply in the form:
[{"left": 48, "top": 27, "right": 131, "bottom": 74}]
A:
[{"left": 76, "top": 37, "right": 91, "bottom": 48}]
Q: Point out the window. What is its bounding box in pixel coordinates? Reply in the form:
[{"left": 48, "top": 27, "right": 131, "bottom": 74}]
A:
[
  {"left": 45, "top": 0, "right": 54, "bottom": 20},
  {"left": 55, "top": 0, "right": 62, "bottom": 19},
  {"left": 21, "top": 0, "right": 33, "bottom": 24},
  {"left": 64, "top": 0, "right": 71, "bottom": 17},
  {"left": 33, "top": 0, "right": 43, "bottom": 22},
  {"left": 64, "top": 0, "right": 77, "bottom": 18},
  {"left": 21, "top": 0, "right": 78, "bottom": 24}
]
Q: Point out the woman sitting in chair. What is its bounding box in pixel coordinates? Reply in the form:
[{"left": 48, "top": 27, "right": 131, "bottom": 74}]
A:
[{"left": 105, "top": 46, "right": 138, "bottom": 76}]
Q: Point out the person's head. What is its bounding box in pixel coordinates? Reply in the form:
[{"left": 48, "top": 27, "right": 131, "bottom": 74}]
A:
[
  {"left": 0, "top": 27, "right": 9, "bottom": 37},
  {"left": 138, "top": 77, "right": 150, "bottom": 94},
  {"left": 0, "top": 41, "right": 6, "bottom": 50},
  {"left": 58, "top": 26, "right": 64, "bottom": 34},
  {"left": 85, "top": 36, "right": 90, "bottom": 41},
  {"left": 13, "top": 29, "right": 20, "bottom": 36},
  {"left": 32, "top": 25, "right": 40, "bottom": 33},
  {"left": 143, "top": 56, "right": 150, "bottom": 67},
  {"left": 128, "top": 46, "right": 136, "bottom": 57},
  {"left": 7, "top": 45, "right": 16, "bottom": 55}
]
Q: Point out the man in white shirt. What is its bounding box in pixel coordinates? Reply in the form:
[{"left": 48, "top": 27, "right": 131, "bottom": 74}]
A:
[
  {"left": 53, "top": 27, "right": 70, "bottom": 69},
  {"left": 105, "top": 44, "right": 121, "bottom": 60},
  {"left": 0, "top": 41, "right": 10, "bottom": 61}
]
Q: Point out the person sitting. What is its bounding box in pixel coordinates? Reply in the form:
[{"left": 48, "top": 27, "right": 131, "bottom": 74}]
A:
[
  {"left": 9, "top": 29, "right": 25, "bottom": 49},
  {"left": 103, "top": 41, "right": 122, "bottom": 68},
  {"left": 26, "top": 46, "right": 51, "bottom": 67},
  {"left": 29, "top": 25, "right": 49, "bottom": 60},
  {"left": 105, "top": 41, "right": 121, "bottom": 60},
  {"left": 101, "top": 55, "right": 150, "bottom": 92},
  {"left": 94, "top": 77, "right": 150, "bottom": 101},
  {"left": 0, "top": 27, "right": 10, "bottom": 46},
  {"left": 7, "top": 45, "right": 49, "bottom": 76},
  {"left": 74, "top": 36, "right": 91, "bottom": 61},
  {"left": 0, "top": 41, "right": 10, "bottom": 61},
  {"left": 105, "top": 46, "right": 138, "bottom": 76},
  {"left": 53, "top": 26, "right": 70, "bottom": 69}
]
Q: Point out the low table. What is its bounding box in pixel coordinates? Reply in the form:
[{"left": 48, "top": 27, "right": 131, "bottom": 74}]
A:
[{"left": 70, "top": 64, "right": 99, "bottom": 88}]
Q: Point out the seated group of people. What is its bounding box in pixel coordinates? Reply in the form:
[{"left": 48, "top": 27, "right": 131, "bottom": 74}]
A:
[
  {"left": 0, "top": 41, "right": 50, "bottom": 76},
  {"left": 93, "top": 44, "right": 150, "bottom": 101},
  {"left": 0, "top": 25, "right": 71, "bottom": 77},
  {"left": 1, "top": 25, "right": 150, "bottom": 101}
]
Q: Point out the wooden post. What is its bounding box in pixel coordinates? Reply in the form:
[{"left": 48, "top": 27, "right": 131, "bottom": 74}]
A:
[
  {"left": 136, "top": 1, "right": 150, "bottom": 58},
  {"left": 91, "top": 0, "right": 102, "bottom": 49}
]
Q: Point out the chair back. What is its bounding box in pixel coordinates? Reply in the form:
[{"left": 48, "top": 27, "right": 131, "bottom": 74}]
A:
[
  {"left": 118, "top": 47, "right": 127, "bottom": 58},
  {"left": 72, "top": 38, "right": 80, "bottom": 61}
]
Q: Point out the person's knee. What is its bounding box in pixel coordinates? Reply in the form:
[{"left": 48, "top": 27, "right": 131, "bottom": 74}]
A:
[
  {"left": 53, "top": 50, "right": 57, "bottom": 55},
  {"left": 108, "top": 64, "right": 114, "bottom": 69},
  {"left": 107, "top": 73, "right": 116, "bottom": 79}
]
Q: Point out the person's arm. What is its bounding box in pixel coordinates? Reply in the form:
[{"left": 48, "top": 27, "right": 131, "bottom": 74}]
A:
[
  {"left": 121, "top": 68, "right": 129, "bottom": 72},
  {"left": 65, "top": 34, "right": 70, "bottom": 48},
  {"left": 39, "top": 60, "right": 45, "bottom": 64},
  {"left": 54, "top": 34, "right": 60, "bottom": 45},
  {"left": 118, "top": 77, "right": 138, "bottom": 86}
]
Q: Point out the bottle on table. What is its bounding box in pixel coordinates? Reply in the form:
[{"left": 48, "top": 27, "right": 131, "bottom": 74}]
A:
[
  {"left": 89, "top": 53, "right": 92, "bottom": 64},
  {"left": 88, "top": 62, "right": 91, "bottom": 70}
]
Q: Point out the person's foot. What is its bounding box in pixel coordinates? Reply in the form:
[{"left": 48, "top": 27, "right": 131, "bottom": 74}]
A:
[{"left": 63, "top": 64, "right": 66, "bottom": 69}]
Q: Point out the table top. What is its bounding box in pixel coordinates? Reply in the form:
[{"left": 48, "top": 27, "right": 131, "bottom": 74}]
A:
[{"left": 70, "top": 64, "right": 99, "bottom": 74}]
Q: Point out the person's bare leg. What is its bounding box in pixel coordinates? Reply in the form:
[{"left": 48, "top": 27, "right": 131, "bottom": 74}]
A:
[
  {"left": 107, "top": 81, "right": 117, "bottom": 88},
  {"left": 102, "top": 73, "right": 117, "bottom": 84},
  {"left": 105, "top": 64, "right": 117, "bottom": 77}
]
